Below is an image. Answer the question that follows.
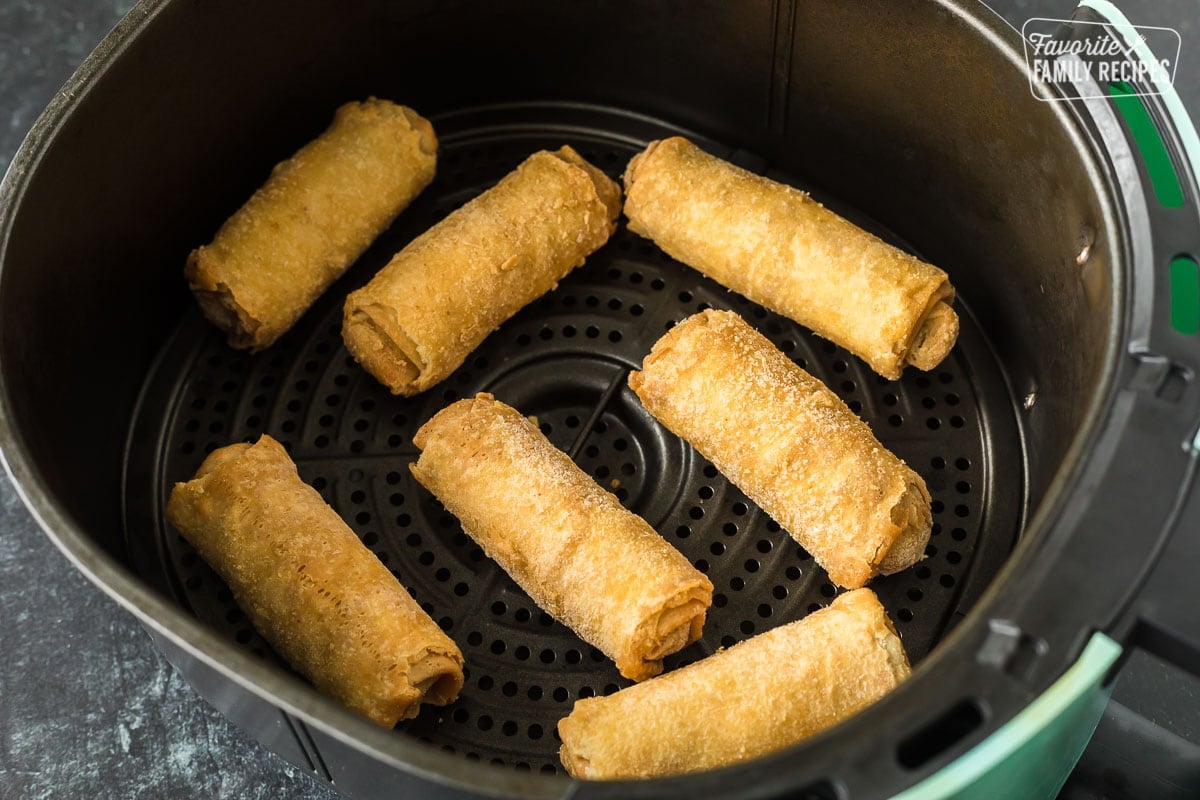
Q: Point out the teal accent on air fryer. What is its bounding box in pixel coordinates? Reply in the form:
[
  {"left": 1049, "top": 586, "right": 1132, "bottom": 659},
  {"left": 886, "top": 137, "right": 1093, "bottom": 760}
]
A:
[
  {"left": 1108, "top": 81, "right": 1186, "bottom": 208},
  {"left": 1170, "top": 256, "right": 1200, "bottom": 335},
  {"left": 891, "top": 633, "right": 1122, "bottom": 800}
]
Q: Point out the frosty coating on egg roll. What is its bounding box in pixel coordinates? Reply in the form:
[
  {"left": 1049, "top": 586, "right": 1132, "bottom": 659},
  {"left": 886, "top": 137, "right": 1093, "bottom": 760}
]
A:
[
  {"left": 165, "top": 435, "right": 463, "bottom": 727},
  {"left": 186, "top": 98, "right": 438, "bottom": 351},
  {"left": 623, "top": 136, "right": 958, "bottom": 379},
  {"left": 410, "top": 393, "right": 712, "bottom": 681},
  {"left": 343, "top": 146, "right": 621, "bottom": 396},
  {"left": 630, "top": 310, "right": 932, "bottom": 589},
  {"left": 558, "top": 588, "right": 911, "bottom": 779}
]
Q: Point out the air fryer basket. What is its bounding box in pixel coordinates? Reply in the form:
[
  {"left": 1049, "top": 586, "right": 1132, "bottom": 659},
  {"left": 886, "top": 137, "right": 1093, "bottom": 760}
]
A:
[
  {"left": 123, "top": 104, "right": 1024, "bottom": 774},
  {"left": 2, "top": 0, "right": 1198, "bottom": 798}
]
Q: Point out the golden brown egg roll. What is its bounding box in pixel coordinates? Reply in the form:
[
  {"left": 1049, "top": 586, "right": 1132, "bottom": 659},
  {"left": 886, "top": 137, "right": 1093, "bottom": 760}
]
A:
[
  {"left": 629, "top": 310, "right": 932, "bottom": 589},
  {"left": 558, "top": 587, "right": 910, "bottom": 779},
  {"left": 343, "top": 146, "right": 621, "bottom": 396},
  {"left": 186, "top": 98, "right": 438, "bottom": 350},
  {"left": 165, "top": 435, "right": 463, "bottom": 727},
  {"left": 410, "top": 393, "right": 712, "bottom": 681},
  {"left": 623, "top": 136, "right": 958, "bottom": 380}
]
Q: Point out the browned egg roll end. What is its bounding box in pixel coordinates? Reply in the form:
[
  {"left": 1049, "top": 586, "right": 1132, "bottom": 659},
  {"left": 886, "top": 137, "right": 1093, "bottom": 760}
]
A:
[
  {"left": 182, "top": 264, "right": 262, "bottom": 350},
  {"left": 905, "top": 300, "right": 959, "bottom": 372},
  {"left": 191, "top": 441, "right": 253, "bottom": 478},
  {"left": 552, "top": 145, "right": 623, "bottom": 227},
  {"left": 876, "top": 476, "right": 934, "bottom": 577},
  {"left": 395, "top": 102, "right": 439, "bottom": 157},
  {"left": 618, "top": 585, "right": 710, "bottom": 682},
  {"left": 621, "top": 136, "right": 670, "bottom": 193},
  {"left": 341, "top": 302, "right": 424, "bottom": 396},
  {"left": 401, "top": 648, "right": 465, "bottom": 709},
  {"left": 410, "top": 394, "right": 479, "bottom": 451}
]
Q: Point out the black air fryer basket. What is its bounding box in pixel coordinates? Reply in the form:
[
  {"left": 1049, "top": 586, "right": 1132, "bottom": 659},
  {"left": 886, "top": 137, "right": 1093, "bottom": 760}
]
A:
[{"left": 1, "top": 0, "right": 1198, "bottom": 797}]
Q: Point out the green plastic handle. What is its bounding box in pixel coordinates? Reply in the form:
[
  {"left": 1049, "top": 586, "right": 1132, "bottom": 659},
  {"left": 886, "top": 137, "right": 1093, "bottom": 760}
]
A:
[{"left": 892, "top": 633, "right": 1122, "bottom": 800}]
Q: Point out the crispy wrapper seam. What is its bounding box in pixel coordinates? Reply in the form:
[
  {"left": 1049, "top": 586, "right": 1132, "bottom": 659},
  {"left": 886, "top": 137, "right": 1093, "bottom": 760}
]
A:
[
  {"left": 622, "top": 136, "right": 959, "bottom": 380},
  {"left": 410, "top": 393, "right": 712, "bottom": 681},
  {"left": 557, "top": 588, "right": 911, "bottom": 779},
  {"left": 166, "top": 435, "right": 463, "bottom": 727},
  {"left": 343, "top": 147, "right": 620, "bottom": 395},
  {"left": 185, "top": 98, "right": 437, "bottom": 351},
  {"left": 630, "top": 310, "right": 932, "bottom": 589}
]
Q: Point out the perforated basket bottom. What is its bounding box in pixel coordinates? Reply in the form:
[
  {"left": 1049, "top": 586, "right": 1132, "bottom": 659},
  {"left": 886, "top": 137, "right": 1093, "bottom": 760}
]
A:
[{"left": 123, "top": 103, "right": 1025, "bottom": 776}]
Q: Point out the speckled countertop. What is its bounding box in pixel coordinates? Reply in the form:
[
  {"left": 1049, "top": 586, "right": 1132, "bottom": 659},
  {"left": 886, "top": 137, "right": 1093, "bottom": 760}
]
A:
[{"left": 1, "top": 1, "right": 1196, "bottom": 799}]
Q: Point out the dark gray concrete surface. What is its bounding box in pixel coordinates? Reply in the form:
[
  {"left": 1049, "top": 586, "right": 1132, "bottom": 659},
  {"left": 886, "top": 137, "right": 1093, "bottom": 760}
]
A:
[{"left": 1, "top": 1, "right": 1196, "bottom": 798}]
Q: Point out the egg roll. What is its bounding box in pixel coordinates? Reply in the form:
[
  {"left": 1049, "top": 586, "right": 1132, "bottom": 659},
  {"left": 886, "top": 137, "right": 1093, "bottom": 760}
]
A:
[
  {"left": 186, "top": 98, "right": 438, "bottom": 350},
  {"left": 343, "top": 146, "right": 621, "bottom": 395},
  {"left": 630, "top": 310, "right": 932, "bottom": 589},
  {"left": 559, "top": 588, "right": 909, "bottom": 779},
  {"left": 410, "top": 393, "right": 712, "bottom": 681},
  {"left": 623, "top": 136, "right": 958, "bottom": 379},
  {"left": 165, "top": 435, "right": 463, "bottom": 727}
]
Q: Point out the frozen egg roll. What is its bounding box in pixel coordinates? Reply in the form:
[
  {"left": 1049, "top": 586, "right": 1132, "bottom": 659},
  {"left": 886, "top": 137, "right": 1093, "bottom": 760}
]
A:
[
  {"left": 186, "top": 98, "right": 438, "bottom": 350},
  {"left": 165, "top": 435, "right": 463, "bottom": 727},
  {"left": 623, "top": 136, "right": 958, "bottom": 380},
  {"left": 410, "top": 393, "right": 712, "bottom": 681},
  {"left": 558, "top": 587, "right": 910, "bottom": 779},
  {"left": 343, "top": 145, "right": 621, "bottom": 395},
  {"left": 630, "top": 310, "right": 932, "bottom": 589}
]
